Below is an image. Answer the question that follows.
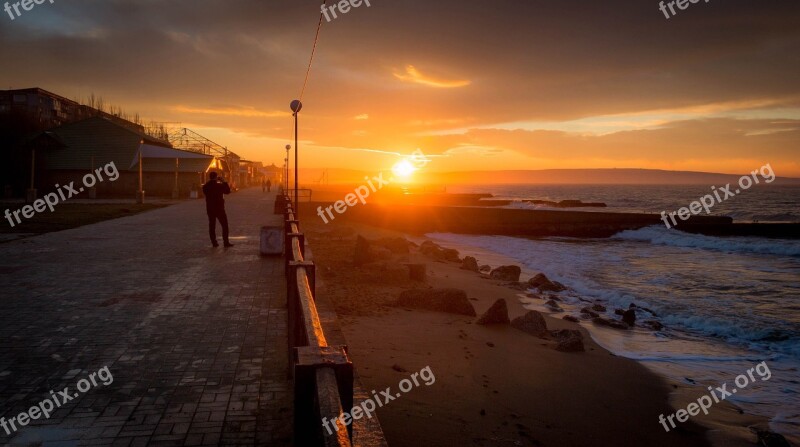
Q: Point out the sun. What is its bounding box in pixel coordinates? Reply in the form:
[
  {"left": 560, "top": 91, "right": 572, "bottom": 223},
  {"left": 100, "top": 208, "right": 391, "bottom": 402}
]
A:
[{"left": 391, "top": 160, "right": 416, "bottom": 179}]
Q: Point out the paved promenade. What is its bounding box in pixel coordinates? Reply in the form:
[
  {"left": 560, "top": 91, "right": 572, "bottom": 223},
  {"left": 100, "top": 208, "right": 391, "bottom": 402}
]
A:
[{"left": 0, "top": 188, "right": 292, "bottom": 446}]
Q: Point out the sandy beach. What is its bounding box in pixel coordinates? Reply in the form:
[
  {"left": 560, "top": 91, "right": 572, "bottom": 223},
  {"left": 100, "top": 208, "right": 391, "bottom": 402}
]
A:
[{"left": 300, "top": 203, "right": 777, "bottom": 447}]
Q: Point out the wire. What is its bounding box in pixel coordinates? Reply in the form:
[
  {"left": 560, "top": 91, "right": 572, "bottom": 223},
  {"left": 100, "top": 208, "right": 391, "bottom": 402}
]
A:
[{"left": 299, "top": 0, "right": 328, "bottom": 102}]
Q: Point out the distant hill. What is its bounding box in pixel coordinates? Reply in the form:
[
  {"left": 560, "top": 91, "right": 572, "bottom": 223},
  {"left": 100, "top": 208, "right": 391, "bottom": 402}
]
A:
[{"left": 299, "top": 168, "right": 800, "bottom": 186}]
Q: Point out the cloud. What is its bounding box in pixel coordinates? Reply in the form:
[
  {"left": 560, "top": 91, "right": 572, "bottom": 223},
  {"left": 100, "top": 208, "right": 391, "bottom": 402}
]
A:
[
  {"left": 171, "top": 105, "right": 289, "bottom": 118},
  {"left": 393, "top": 65, "right": 471, "bottom": 88}
]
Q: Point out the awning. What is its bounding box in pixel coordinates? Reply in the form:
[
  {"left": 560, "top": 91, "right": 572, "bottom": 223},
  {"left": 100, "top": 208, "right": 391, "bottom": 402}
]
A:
[{"left": 130, "top": 144, "right": 214, "bottom": 169}]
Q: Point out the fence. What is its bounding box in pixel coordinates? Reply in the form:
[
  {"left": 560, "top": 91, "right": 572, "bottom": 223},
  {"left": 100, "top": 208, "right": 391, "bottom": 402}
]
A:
[{"left": 277, "top": 195, "right": 387, "bottom": 446}]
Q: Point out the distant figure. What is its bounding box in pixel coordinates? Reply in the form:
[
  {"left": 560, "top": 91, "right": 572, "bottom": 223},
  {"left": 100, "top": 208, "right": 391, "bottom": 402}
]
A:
[
  {"left": 266, "top": 179, "right": 272, "bottom": 192},
  {"left": 203, "top": 172, "right": 233, "bottom": 248},
  {"left": 262, "top": 179, "right": 266, "bottom": 193}
]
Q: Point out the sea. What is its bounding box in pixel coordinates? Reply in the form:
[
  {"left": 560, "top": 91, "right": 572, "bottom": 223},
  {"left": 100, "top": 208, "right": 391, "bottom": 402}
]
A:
[{"left": 428, "top": 184, "right": 800, "bottom": 442}]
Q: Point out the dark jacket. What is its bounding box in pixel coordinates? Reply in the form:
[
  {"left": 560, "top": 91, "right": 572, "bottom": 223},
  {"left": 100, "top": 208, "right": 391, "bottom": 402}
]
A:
[{"left": 203, "top": 179, "right": 231, "bottom": 212}]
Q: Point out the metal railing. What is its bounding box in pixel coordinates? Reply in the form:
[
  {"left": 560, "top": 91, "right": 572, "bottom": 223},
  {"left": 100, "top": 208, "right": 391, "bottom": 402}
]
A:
[{"left": 277, "top": 195, "right": 385, "bottom": 447}]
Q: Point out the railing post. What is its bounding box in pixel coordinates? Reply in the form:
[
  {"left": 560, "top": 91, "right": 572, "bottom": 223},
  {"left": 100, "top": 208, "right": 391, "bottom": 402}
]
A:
[
  {"left": 294, "top": 346, "right": 354, "bottom": 445},
  {"left": 286, "top": 260, "right": 315, "bottom": 380},
  {"left": 285, "top": 219, "right": 300, "bottom": 234}
]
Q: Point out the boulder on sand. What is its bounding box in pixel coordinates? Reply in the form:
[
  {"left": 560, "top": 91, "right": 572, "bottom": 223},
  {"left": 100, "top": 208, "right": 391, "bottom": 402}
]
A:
[
  {"left": 354, "top": 235, "right": 394, "bottom": 265},
  {"left": 419, "top": 241, "right": 462, "bottom": 263},
  {"left": 550, "top": 329, "right": 585, "bottom": 352},
  {"left": 476, "top": 299, "right": 510, "bottom": 325},
  {"left": 592, "top": 317, "right": 630, "bottom": 330},
  {"left": 373, "top": 237, "right": 412, "bottom": 254},
  {"left": 396, "top": 288, "right": 476, "bottom": 316},
  {"left": 354, "top": 235, "right": 373, "bottom": 266},
  {"left": 527, "top": 273, "right": 567, "bottom": 292},
  {"left": 511, "top": 310, "right": 548, "bottom": 338},
  {"left": 490, "top": 265, "right": 522, "bottom": 282},
  {"left": 460, "top": 256, "right": 480, "bottom": 272}
]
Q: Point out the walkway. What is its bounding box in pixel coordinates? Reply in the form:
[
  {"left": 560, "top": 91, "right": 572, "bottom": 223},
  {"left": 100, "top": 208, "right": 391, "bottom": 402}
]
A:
[{"left": 0, "top": 188, "right": 291, "bottom": 446}]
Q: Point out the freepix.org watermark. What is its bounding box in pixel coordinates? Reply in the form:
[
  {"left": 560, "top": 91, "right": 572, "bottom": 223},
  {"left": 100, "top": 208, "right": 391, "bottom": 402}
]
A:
[
  {"left": 660, "top": 163, "right": 775, "bottom": 229},
  {"left": 4, "top": 0, "right": 55, "bottom": 21},
  {"left": 658, "top": 361, "right": 771, "bottom": 432},
  {"left": 658, "top": 0, "right": 710, "bottom": 19},
  {"left": 321, "top": 0, "right": 371, "bottom": 23},
  {"left": 322, "top": 365, "right": 435, "bottom": 436},
  {"left": 1, "top": 366, "right": 114, "bottom": 436},
  {"left": 4, "top": 161, "right": 120, "bottom": 228},
  {"left": 316, "top": 149, "right": 428, "bottom": 224}
]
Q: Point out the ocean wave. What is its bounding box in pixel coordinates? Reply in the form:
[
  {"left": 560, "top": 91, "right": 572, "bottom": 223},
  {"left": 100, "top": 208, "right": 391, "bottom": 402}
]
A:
[{"left": 612, "top": 226, "right": 800, "bottom": 256}]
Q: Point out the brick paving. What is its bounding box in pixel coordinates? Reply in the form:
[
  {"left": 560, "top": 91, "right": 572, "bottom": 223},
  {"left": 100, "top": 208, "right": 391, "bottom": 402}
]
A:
[{"left": 0, "top": 188, "right": 292, "bottom": 446}]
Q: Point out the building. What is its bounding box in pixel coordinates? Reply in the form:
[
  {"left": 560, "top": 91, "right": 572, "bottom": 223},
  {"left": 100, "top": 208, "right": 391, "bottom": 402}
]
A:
[
  {"left": 27, "top": 117, "right": 215, "bottom": 198},
  {"left": 0, "top": 87, "right": 144, "bottom": 133}
]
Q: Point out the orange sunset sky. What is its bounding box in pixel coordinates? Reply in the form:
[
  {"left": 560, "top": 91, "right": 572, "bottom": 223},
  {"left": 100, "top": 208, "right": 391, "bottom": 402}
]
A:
[{"left": 1, "top": 0, "right": 799, "bottom": 177}]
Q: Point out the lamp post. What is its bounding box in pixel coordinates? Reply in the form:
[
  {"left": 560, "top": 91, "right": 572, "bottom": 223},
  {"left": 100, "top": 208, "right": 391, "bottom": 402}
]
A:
[
  {"left": 137, "top": 140, "right": 144, "bottom": 204},
  {"left": 285, "top": 144, "right": 291, "bottom": 192},
  {"left": 290, "top": 100, "right": 302, "bottom": 211}
]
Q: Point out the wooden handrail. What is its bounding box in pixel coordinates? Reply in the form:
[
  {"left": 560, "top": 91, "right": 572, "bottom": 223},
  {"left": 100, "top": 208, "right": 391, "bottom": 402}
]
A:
[{"left": 280, "top": 196, "right": 366, "bottom": 447}]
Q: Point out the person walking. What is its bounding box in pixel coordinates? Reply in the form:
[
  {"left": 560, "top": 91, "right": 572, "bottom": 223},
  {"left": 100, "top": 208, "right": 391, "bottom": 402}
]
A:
[
  {"left": 266, "top": 179, "right": 272, "bottom": 192},
  {"left": 203, "top": 172, "right": 233, "bottom": 248},
  {"left": 262, "top": 179, "right": 266, "bottom": 193}
]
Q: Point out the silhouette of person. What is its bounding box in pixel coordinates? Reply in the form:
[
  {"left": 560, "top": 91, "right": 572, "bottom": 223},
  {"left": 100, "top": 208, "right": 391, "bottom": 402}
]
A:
[
  {"left": 203, "top": 172, "right": 233, "bottom": 248},
  {"left": 266, "top": 179, "right": 272, "bottom": 192},
  {"left": 262, "top": 179, "right": 266, "bottom": 193}
]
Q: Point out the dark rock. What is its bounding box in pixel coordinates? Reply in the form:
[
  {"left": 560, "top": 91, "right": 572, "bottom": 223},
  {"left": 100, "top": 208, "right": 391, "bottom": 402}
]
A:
[
  {"left": 506, "top": 282, "right": 528, "bottom": 291},
  {"left": 441, "top": 248, "right": 462, "bottom": 263},
  {"left": 580, "top": 307, "right": 600, "bottom": 318},
  {"left": 354, "top": 235, "right": 373, "bottom": 266},
  {"left": 591, "top": 304, "right": 606, "bottom": 312},
  {"left": 528, "top": 273, "right": 550, "bottom": 288},
  {"left": 361, "top": 261, "right": 410, "bottom": 283},
  {"left": 756, "top": 430, "right": 791, "bottom": 447},
  {"left": 511, "top": 311, "right": 548, "bottom": 338},
  {"left": 592, "top": 317, "right": 630, "bottom": 330},
  {"left": 550, "top": 329, "right": 585, "bottom": 352},
  {"left": 371, "top": 246, "right": 394, "bottom": 261},
  {"left": 479, "top": 265, "right": 491, "bottom": 273},
  {"left": 396, "top": 288, "right": 477, "bottom": 316},
  {"left": 476, "top": 299, "right": 510, "bottom": 325},
  {"left": 562, "top": 315, "right": 580, "bottom": 323},
  {"left": 643, "top": 320, "right": 664, "bottom": 331},
  {"left": 614, "top": 309, "right": 625, "bottom": 316},
  {"left": 374, "top": 237, "right": 411, "bottom": 254},
  {"left": 641, "top": 306, "right": 659, "bottom": 317},
  {"left": 545, "top": 299, "right": 561, "bottom": 308},
  {"left": 419, "top": 241, "right": 462, "bottom": 262},
  {"left": 622, "top": 309, "right": 637, "bottom": 326},
  {"left": 490, "top": 265, "right": 522, "bottom": 282},
  {"left": 460, "top": 256, "right": 480, "bottom": 272},
  {"left": 528, "top": 273, "right": 566, "bottom": 292},
  {"left": 406, "top": 263, "right": 427, "bottom": 282},
  {"left": 486, "top": 342, "right": 495, "bottom": 348},
  {"left": 391, "top": 364, "right": 408, "bottom": 373}
]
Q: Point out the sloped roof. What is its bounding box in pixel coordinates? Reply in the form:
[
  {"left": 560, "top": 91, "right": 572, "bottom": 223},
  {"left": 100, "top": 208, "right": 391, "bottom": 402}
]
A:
[
  {"left": 37, "top": 116, "right": 173, "bottom": 171},
  {"left": 130, "top": 144, "right": 214, "bottom": 173}
]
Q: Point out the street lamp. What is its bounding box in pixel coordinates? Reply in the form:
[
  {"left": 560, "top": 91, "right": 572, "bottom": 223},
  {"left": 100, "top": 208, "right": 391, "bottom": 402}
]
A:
[
  {"left": 290, "top": 100, "right": 303, "bottom": 211},
  {"left": 285, "top": 144, "right": 291, "bottom": 192}
]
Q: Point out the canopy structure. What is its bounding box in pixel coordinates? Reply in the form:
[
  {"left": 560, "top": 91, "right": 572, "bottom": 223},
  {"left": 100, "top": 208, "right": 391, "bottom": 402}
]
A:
[
  {"left": 129, "top": 144, "right": 214, "bottom": 170},
  {"left": 131, "top": 143, "right": 216, "bottom": 202}
]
